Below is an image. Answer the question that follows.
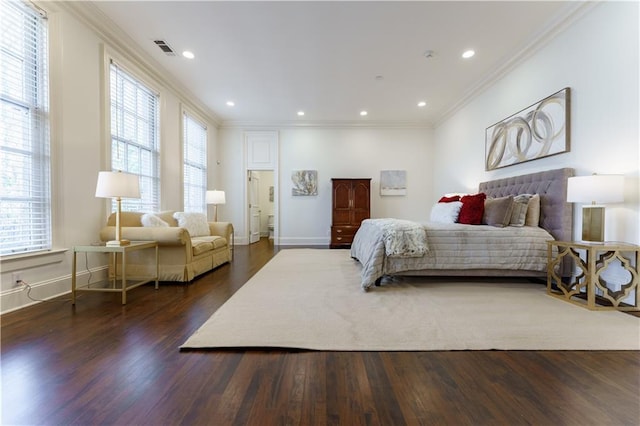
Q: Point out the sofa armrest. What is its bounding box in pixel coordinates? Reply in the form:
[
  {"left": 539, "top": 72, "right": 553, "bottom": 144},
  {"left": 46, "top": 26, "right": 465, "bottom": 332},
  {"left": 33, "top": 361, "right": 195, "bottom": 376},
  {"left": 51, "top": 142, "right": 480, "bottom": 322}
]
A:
[
  {"left": 209, "top": 222, "right": 233, "bottom": 242},
  {"left": 99, "top": 226, "right": 191, "bottom": 246}
]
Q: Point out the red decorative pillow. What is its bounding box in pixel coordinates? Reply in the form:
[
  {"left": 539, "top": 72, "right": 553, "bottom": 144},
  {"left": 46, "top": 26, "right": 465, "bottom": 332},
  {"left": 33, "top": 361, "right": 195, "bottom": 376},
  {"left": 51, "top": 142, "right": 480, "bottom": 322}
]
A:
[
  {"left": 458, "top": 193, "right": 486, "bottom": 224},
  {"left": 438, "top": 195, "right": 461, "bottom": 203}
]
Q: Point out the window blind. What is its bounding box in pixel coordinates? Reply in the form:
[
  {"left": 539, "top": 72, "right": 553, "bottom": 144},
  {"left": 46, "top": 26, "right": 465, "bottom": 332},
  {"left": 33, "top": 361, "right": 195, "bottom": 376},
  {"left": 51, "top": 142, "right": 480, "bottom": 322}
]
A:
[
  {"left": 183, "top": 113, "right": 207, "bottom": 213},
  {"left": 0, "top": 0, "right": 51, "bottom": 256},
  {"left": 109, "top": 62, "right": 159, "bottom": 212}
]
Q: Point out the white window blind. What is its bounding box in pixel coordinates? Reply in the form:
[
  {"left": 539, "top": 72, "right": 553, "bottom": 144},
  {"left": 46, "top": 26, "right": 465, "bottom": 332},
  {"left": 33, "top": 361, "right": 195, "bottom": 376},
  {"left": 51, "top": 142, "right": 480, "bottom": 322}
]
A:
[
  {"left": 183, "top": 112, "right": 207, "bottom": 213},
  {"left": 109, "top": 62, "right": 159, "bottom": 212},
  {"left": 0, "top": 0, "right": 51, "bottom": 256}
]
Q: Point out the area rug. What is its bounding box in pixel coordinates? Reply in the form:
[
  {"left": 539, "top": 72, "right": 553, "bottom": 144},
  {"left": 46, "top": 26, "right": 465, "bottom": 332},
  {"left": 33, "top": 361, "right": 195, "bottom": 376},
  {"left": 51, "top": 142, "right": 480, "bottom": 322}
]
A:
[{"left": 181, "top": 249, "right": 640, "bottom": 351}]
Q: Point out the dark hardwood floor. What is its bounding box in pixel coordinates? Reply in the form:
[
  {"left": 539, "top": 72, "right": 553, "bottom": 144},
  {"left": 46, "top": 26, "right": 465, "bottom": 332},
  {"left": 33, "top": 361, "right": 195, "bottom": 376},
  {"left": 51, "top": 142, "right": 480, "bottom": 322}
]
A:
[{"left": 2, "top": 238, "right": 639, "bottom": 425}]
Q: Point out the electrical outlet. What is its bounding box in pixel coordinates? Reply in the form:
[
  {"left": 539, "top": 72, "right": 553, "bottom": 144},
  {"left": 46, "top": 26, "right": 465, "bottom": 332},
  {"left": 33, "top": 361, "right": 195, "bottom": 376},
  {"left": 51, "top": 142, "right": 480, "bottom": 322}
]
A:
[{"left": 11, "top": 272, "right": 23, "bottom": 287}]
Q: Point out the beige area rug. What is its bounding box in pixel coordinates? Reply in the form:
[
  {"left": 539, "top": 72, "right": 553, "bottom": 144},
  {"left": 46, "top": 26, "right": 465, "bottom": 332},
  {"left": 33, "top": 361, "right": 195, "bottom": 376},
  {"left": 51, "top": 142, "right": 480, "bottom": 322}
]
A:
[{"left": 181, "top": 249, "right": 640, "bottom": 351}]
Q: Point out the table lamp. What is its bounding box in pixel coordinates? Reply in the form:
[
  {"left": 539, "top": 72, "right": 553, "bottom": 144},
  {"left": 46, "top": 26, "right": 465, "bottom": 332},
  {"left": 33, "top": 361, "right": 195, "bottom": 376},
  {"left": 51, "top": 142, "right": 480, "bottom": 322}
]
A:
[
  {"left": 206, "top": 190, "right": 226, "bottom": 222},
  {"left": 567, "top": 174, "right": 624, "bottom": 242},
  {"left": 95, "top": 171, "right": 141, "bottom": 246}
]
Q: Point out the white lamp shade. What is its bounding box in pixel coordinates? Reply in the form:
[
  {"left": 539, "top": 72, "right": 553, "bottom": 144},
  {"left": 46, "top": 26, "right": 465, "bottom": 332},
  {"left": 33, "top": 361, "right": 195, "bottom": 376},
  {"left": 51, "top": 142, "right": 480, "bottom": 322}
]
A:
[
  {"left": 567, "top": 175, "right": 624, "bottom": 204},
  {"left": 95, "top": 171, "right": 141, "bottom": 199},
  {"left": 206, "top": 190, "right": 226, "bottom": 205}
]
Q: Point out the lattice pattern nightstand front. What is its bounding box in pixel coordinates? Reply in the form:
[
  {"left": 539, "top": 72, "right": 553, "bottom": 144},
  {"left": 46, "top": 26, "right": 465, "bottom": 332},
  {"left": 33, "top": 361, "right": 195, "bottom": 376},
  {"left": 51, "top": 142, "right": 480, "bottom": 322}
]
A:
[{"left": 547, "top": 241, "right": 640, "bottom": 311}]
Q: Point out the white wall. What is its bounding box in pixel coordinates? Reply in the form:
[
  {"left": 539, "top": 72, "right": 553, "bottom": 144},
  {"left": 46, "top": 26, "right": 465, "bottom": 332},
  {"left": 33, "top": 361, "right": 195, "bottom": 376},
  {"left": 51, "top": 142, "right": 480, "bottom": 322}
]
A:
[
  {"left": 433, "top": 1, "right": 639, "bottom": 244},
  {"left": 219, "top": 126, "right": 433, "bottom": 245}
]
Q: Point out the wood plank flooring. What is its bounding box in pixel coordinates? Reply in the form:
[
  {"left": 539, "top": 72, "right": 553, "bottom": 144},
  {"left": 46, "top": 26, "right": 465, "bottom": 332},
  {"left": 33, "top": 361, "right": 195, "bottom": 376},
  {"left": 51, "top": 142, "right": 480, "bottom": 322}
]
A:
[{"left": 2, "top": 239, "right": 639, "bottom": 425}]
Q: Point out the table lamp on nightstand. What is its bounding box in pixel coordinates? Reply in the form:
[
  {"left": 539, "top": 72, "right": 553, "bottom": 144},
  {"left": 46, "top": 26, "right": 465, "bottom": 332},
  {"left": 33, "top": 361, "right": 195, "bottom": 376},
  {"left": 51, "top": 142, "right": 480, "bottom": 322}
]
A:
[
  {"left": 567, "top": 174, "right": 624, "bottom": 242},
  {"left": 95, "top": 171, "right": 141, "bottom": 246}
]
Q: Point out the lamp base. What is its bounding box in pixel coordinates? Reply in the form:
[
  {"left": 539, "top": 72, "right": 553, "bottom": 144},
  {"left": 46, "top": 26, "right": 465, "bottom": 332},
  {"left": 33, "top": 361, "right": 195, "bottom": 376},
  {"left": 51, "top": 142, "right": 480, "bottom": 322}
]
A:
[
  {"left": 106, "top": 239, "right": 131, "bottom": 247},
  {"left": 581, "top": 205, "right": 604, "bottom": 242}
]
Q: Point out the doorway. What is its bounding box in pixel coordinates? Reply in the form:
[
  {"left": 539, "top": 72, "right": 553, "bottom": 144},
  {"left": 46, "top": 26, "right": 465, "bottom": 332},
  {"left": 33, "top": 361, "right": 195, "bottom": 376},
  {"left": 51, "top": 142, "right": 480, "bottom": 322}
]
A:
[{"left": 247, "top": 170, "right": 275, "bottom": 244}]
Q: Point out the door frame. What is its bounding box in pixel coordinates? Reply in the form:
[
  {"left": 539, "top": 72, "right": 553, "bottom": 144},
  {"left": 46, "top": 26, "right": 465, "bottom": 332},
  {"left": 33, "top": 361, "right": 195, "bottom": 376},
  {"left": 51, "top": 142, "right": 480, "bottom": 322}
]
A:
[{"left": 243, "top": 131, "right": 279, "bottom": 245}]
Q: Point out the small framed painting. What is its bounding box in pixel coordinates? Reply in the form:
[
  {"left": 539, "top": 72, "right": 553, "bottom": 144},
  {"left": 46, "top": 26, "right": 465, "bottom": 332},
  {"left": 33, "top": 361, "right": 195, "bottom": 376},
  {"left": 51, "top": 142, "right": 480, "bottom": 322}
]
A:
[
  {"left": 380, "top": 170, "right": 407, "bottom": 196},
  {"left": 291, "top": 170, "right": 318, "bottom": 196},
  {"left": 485, "top": 87, "right": 570, "bottom": 171}
]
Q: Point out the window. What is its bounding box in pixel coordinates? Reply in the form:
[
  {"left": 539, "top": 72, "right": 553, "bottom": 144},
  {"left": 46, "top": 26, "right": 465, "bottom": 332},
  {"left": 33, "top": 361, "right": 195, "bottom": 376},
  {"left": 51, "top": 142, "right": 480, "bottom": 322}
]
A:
[
  {"left": 0, "top": 1, "right": 51, "bottom": 256},
  {"left": 109, "top": 61, "right": 159, "bottom": 212},
  {"left": 183, "top": 112, "right": 207, "bottom": 213}
]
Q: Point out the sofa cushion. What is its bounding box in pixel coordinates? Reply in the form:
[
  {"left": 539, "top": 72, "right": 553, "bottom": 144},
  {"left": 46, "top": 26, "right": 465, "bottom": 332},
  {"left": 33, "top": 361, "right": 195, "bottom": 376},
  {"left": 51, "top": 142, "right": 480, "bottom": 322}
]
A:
[
  {"left": 191, "top": 236, "right": 228, "bottom": 256},
  {"left": 192, "top": 240, "right": 214, "bottom": 256},
  {"left": 107, "top": 211, "right": 143, "bottom": 227}
]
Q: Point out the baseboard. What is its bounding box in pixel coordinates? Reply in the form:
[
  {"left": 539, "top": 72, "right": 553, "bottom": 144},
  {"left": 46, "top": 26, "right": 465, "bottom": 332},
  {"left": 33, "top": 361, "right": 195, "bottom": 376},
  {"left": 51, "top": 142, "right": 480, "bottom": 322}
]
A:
[
  {"left": 277, "top": 237, "right": 330, "bottom": 246},
  {"left": 1, "top": 267, "right": 108, "bottom": 315}
]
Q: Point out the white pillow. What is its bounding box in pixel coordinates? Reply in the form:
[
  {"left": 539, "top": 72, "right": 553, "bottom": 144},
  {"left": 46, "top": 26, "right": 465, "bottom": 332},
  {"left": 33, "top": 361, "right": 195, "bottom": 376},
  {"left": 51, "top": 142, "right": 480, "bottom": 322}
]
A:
[
  {"left": 141, "top": 213, "right": 169, "bottom": 227},
  {"left": 430, "top": 201, "right": 463, "bottom": 224},
  {"left": 173, "top": 212, "right": 210, "bottom": 237}
]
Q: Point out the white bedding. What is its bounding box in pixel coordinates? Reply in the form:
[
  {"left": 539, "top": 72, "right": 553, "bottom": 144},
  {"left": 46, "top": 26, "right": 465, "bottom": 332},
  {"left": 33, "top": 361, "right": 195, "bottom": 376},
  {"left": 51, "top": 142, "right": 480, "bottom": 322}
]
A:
[{"left": 351, "top": 220, "right": 554, "bottom": 290}]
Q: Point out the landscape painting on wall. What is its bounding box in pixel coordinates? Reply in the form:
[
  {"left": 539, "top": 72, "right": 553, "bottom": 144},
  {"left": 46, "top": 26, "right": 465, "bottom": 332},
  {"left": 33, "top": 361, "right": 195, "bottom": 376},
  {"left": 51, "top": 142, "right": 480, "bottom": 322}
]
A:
[
  {"left": 485, "top": 87, "right": 570, "bottom": 171},
  {"left": 291, "top": 170, "right": 318, "bottom": 196},
  {"left": 380, "top": 170, "right": 407, "bottom": 196}
]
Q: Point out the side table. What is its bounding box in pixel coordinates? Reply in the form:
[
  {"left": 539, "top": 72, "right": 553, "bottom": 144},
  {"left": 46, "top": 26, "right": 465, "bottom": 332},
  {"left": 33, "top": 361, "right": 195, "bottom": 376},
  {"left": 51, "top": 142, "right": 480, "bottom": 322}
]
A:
[
  {"left": 72, "top": 241, "right": 159, "bottom": 305},
  {"left": 547, "top": 240, "right": 639, "bottom": 311}
]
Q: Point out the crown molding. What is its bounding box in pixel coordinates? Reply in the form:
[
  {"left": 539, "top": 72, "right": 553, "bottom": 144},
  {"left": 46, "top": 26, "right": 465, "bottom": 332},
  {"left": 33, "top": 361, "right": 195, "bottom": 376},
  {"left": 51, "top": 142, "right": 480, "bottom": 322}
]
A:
[
  {"left": 434, "top": 1, "right": 598, "bottom": 128},
  {"left": 220, "top": 119, "right": 433, "bottom": 130},
  {"left": 53, "top": 0, "right": 222, "bottom": 128}
]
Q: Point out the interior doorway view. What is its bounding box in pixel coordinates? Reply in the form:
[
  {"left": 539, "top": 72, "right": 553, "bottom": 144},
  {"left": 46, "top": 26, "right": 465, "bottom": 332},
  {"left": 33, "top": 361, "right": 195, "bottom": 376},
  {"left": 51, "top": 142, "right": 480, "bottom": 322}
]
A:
[{"left": 248, "top": 170, "right": 275, "bottom": 244}]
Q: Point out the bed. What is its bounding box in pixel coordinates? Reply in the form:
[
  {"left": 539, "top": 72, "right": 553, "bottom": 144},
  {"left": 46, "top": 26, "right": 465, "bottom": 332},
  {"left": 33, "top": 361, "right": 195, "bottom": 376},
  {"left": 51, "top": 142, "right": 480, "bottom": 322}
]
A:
[{"left": 351, "top": 168, "right": 574, "bottom": 290}]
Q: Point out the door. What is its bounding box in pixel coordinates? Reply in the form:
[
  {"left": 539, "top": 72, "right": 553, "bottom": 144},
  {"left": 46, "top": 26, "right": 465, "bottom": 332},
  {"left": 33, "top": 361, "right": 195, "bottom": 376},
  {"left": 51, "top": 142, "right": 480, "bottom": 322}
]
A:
[
  {"left": 332, "top": 179, "right": 352, "bottom": 225},
  {"left": 351, "top": 180, "right": 371, "bottom": 224},
  {"left": 248, "top": 171, "right": 261, "bottom": 244}
]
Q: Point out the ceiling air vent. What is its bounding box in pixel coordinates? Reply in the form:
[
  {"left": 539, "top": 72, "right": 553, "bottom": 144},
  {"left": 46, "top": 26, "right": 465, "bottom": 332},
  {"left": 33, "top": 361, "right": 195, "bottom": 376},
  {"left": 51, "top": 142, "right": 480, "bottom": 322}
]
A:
[{"left": 153, "top": 39, "right": 176, "bottom": 56}]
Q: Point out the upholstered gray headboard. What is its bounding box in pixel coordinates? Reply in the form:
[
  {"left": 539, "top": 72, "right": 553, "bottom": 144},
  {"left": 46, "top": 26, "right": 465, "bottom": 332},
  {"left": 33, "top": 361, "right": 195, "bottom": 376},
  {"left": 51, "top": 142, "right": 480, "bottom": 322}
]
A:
[{"left": 479, "top": 168, "right": 574, "bottom": 243}]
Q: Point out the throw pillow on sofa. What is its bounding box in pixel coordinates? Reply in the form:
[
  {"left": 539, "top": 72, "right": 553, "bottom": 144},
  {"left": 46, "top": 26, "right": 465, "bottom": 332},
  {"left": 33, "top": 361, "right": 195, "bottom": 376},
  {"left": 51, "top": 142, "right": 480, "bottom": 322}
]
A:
[
  {"left": 141, "top": 213, "right": 170, "bottom": 227},
  {"left": 173, "top": 212, "right": 210, "bottom": 237}
]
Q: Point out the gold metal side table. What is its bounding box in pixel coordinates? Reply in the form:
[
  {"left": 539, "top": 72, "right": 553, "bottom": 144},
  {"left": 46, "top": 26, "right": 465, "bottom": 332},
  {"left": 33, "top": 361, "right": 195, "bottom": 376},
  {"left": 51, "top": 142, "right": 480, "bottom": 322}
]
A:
[
  {"left": 71, "top": 241, "right": 159, "bottom": 305},
  {"left": 547, "top": 240, "right": 640, "bottom": 311}
]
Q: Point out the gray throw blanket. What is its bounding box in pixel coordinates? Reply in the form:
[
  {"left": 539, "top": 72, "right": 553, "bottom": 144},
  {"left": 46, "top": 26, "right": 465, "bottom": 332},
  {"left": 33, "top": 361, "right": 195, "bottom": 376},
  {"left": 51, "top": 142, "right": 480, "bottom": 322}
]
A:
[{"left": 368, "top": 218, "right": 428, "bottom": 257}]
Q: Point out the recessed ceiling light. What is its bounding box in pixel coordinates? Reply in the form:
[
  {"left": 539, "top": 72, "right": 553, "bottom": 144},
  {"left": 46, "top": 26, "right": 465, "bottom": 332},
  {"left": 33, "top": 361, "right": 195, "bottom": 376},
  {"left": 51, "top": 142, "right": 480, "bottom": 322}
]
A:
[
  {"left": 297, "top": 111, "right": 305, "bottom": 116},
  {"left": 462, "top": 50, "right": 475, "bottom": 59},
  {"left": 417, "top": 101, "right": 427, "bottom": 107},
  {"left": 360, "top": 111, "right": 368, "bottom": 116},
  {"left": 182, "top": 50, "right": 195, "bottom": 59},
  {"left": 226, "top": 101, "right": 235, "bottom": 107}
]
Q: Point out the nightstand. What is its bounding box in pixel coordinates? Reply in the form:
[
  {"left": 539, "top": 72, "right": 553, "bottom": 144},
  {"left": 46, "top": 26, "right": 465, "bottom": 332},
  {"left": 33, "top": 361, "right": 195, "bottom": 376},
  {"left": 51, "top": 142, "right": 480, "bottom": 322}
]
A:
[{"left": 547, "top": 240, "right": 639, "bottom": 311}]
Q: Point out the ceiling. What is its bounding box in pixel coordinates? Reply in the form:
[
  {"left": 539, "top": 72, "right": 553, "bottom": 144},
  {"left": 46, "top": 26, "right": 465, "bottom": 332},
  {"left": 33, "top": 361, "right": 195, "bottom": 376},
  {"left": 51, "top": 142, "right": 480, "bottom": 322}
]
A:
[{"left": 87, "top": 1, "right": 582, "bottom": 127}]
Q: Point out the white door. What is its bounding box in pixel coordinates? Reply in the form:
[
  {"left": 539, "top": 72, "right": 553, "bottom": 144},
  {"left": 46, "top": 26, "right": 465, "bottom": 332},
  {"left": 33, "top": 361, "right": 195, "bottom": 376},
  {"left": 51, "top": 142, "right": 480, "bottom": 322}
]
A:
[{"left": 248, "top": 171, "right": 261, "bottom": 244}]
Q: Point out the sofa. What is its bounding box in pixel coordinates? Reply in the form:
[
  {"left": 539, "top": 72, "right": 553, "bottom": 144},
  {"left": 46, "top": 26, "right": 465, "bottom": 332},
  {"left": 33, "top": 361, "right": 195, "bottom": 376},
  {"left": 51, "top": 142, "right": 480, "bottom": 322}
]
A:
[{"left": 99, "top": 211, "right": 233, "bottom": 282}]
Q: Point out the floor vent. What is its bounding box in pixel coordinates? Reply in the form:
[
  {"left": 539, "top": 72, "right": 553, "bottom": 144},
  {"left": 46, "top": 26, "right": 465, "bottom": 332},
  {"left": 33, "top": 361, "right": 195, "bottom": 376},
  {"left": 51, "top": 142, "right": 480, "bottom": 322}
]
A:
[{"left": 153, "top": 40, "right": 176, "bottom": 56}]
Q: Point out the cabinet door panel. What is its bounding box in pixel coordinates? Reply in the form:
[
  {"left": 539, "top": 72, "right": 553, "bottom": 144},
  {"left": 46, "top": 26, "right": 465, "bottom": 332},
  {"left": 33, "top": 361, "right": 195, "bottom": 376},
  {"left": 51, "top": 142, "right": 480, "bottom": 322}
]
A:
[
  {"left": 351, "top": 180, "right": 370, "bottom": 224},
  {"left": 332, "top": 180, "right": 352, "bottom": 225}
]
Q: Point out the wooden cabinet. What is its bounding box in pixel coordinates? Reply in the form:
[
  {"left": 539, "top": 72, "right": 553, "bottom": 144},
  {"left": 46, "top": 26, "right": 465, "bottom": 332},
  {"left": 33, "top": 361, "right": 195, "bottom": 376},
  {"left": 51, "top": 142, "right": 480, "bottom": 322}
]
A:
[{"left": 331, "top": 178, "right": 371, "bottom": 248}]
